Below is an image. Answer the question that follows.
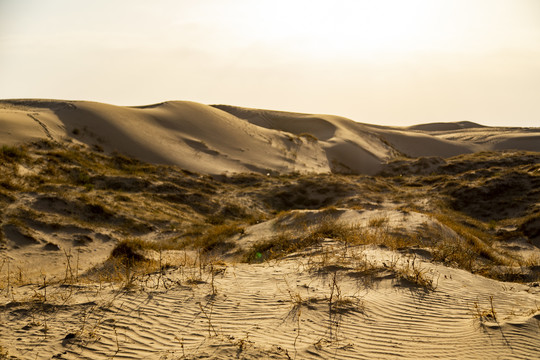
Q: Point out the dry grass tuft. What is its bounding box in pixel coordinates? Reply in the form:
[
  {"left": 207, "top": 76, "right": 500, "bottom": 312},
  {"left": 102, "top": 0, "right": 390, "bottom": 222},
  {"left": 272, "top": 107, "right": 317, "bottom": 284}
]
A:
[
  {"left": 472, "top": 296, "right": 498, "bottom": 324},
  {"left": 190, "top": 223, "right": 244, "bottom": 254},
  {"left": 244, "top": 232, "right": 316, "bottom": 263}
]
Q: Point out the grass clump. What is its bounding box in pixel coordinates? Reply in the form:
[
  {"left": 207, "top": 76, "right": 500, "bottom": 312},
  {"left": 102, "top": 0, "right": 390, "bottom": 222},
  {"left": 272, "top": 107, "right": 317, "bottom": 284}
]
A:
[
  {"left": 347, "top": 228, "right": 414, "bottom": 250},
  {"left": 245, "top": 231, "right": 325, "bottom": 263},
  {"left": 395, "top": 256, "right": 437, "bottom": 291},
  {"left": 310, "top": 218, "right": 353, "bottom": 242},
  {"left": 0, "top": 145, "right": 27, "bottom": 162},
  {"left": 190, "top": 223, "right": 244, "bottom": 253},
  {"left": 244, "top": 232, "right": 313, "bottom": 263},
  {"left": 431, "top": 237, "right": 476, "bottom": 271},
  {"left": 245, "top": 219, "right": 350, "bottom": 263},
  {"left": 431, "top": 210, "right": 505, "bottom": 264},
  {"left": 86, "top": 238, "right": 163, "bottom": 287},
  {"left": 472, "top": 296, "right": 498, "bottom": 324},
  {"left": 109, "top": 239, "right": 156, "bottom": 266}
]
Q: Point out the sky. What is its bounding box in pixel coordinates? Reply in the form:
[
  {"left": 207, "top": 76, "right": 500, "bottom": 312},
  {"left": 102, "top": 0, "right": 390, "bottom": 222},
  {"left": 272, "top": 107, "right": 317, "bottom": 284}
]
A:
[{"left": 1, "top": 0, "right": 539, "bottom": 127}]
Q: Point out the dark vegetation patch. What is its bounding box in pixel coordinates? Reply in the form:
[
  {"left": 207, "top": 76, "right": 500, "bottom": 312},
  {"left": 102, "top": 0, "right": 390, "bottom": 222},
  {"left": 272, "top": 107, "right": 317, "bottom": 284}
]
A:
[
  {"left": 447, "top": 170, "right": 539, "bottom": 221},
  {"left": 263, "top": 177, "right": 354, "bottom": 211},
  {"left": 0, "top": 145, "right": 28, "bottom": 162},
  {"left": 519, "top": 212, "right": 540, "bottom": 240}
]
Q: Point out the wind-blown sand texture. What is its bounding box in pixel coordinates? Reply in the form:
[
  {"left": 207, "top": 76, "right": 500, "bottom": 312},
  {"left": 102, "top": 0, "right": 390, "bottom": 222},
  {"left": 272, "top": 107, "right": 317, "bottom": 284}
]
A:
[{"left": 0, "top": 99, "right": 539, "bottom": 359}]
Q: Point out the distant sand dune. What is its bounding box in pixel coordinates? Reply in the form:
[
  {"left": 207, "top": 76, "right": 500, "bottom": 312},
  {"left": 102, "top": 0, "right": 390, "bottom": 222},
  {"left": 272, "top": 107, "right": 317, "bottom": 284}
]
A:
[
  {"left": 1, "top": 99, "right": 539, "bottom": 175},
  {"left": 407, "top": 120, "right": 487, "bottom": 131}
]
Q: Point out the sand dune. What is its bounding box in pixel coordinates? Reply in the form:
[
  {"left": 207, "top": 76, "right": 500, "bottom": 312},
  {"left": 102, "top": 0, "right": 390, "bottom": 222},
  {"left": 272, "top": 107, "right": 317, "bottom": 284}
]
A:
[
  {"left": 2, "top": 225, "right": 539, "bottom": 359},
  {"left": 1, "top": 99, "right": 539, "bottom": 359},
  {"left": 407, "top": 120, "right": 487, "bottom": 131},
  {"left": 1, "top": 99, "right": 538, "bottom": 175}
]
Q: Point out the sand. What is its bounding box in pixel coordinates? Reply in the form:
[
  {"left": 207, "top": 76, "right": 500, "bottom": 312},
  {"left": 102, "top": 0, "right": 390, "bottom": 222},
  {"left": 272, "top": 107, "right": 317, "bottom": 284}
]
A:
[
  {"left": 0, "top": 98, "right": 539, "bottom": 359},
  {"left": 1, "top": 99, "right": 539, "bottom": 175},
  {"left": 2, "top": 217, "right": 539, "bottom": 359}
]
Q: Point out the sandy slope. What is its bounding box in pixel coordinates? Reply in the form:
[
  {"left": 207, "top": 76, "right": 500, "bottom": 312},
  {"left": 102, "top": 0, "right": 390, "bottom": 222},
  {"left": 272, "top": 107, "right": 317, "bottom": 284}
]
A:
[
  {"left": 1, "top": 195, "right": 540, "bottom": 359},
  {"left": 1, "top": 99, "right": 538, "bottom": 175},
  {"left": 2, "top": 240, "right": 539, "bottom": 360}
]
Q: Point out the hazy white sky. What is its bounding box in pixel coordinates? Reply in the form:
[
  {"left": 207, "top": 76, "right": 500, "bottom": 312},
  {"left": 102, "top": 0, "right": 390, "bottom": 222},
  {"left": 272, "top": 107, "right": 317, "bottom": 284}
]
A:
[{"left": 1, "top": 0, "right": 539, "bottom": 127}]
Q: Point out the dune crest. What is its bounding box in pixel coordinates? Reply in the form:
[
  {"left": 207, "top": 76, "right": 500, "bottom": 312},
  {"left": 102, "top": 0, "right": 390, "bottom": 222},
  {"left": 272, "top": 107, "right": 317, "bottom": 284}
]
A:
[{"left": 1, "top": 99, "right": 539, "bottom": 175}]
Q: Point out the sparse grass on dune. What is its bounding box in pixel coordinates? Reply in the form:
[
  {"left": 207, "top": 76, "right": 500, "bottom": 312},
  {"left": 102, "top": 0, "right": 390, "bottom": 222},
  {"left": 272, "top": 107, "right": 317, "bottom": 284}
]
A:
[
  {"left": 188, "top": 222, "right": 245, "bottom": 254},
  {"left": 0, "top": 141, "right": 539, "bottom": 284},
  {"left": 83, "top": 238, "right": 175, "bottom": 287},
  {"left": 2, "top": 141, "right": 540, "bottom": 359},
  {"left": 244, "top": 232, "right": 317, "bottom": 263}
]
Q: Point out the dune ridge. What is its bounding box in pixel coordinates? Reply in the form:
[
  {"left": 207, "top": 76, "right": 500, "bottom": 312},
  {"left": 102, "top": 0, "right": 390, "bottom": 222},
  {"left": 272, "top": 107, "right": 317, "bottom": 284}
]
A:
[{"left": 1, "top": 99, "right": 539, "bottom": 175}]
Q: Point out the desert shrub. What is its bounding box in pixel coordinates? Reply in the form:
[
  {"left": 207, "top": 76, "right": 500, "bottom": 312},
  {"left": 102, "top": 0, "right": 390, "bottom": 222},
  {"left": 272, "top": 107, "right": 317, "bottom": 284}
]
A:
[
  {"left": 110, "top": 241, "right": 142, "bottom": 261},
  {"left": 83, "top": 238, "right": 160, "bottom": 286}
]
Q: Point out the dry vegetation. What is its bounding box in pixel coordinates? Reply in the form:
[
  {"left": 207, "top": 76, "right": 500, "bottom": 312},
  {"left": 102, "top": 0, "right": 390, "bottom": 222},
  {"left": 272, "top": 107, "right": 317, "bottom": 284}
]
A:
[{"left": 0, "top": 142, "right": 539, "bottom": 285}]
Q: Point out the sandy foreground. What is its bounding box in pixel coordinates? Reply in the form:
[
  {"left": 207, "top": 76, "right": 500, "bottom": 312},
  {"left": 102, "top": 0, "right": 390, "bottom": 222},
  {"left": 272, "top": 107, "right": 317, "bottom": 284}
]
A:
[
  {"left": 0, "top": 99, "right": 539, "bottom": 359},
  {"left": 2, "top": 242, "right": 540, "bottom": 360}
]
